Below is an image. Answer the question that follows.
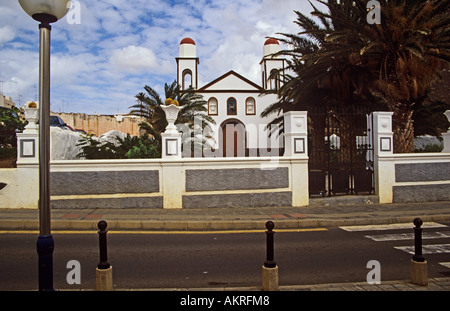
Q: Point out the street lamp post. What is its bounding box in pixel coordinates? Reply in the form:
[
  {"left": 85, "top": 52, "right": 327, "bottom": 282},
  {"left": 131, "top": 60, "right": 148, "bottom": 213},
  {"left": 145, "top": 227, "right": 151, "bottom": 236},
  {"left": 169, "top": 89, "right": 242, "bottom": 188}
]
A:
[{"left": 18, "top": 0, "right": 70, "bottom": 291}]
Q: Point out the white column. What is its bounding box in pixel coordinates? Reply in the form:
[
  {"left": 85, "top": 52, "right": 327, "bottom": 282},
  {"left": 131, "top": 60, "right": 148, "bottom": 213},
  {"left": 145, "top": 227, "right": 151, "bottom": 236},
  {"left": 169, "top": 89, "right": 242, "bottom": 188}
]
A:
[
  {"left": 17, "top": 105, "right": 39, "bottom": 164},
  {"left": 161, "top": 132, "right": 182, "bottom": 159},
  {"left": 160, "top": 104, "right": 184, "bottom": 208},
  {"left": 283, "top": 111, "right": 308, "bottom": 157},
  {"left": 161, "top": 162, "right": 184, "bottom": 209},
  {"left": 161, "top": 104, "right": 182, "bottom": 159},
  {"left": 371, "top": 111, "right": 394, "bottom": 203},
  {"left": 441, "top": 110, "right": 450, "bottom": 153},
  {"left": 15, "top": 103, "right": 40, "bottom": 208},
  {"left": 283, "top": 111, "right": 309, "bottom": 207},
  {"left": 372, "top": 111, "right": 394, "bottom": 156}
]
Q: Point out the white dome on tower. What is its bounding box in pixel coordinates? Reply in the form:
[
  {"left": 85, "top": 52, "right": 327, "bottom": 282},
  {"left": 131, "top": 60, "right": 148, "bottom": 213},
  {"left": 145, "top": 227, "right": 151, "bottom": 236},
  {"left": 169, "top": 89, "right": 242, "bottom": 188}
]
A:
[
  {"left": 263, "top": 38, "right": 281, "bottom": 58},
  {"left": 179, "top": 37, "right": 196, "bottom": 58}
]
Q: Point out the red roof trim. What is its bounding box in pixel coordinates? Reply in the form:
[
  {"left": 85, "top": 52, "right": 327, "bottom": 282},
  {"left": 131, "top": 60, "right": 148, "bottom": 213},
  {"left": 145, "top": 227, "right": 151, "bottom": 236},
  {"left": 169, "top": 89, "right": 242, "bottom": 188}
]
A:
[{"left": 197, "top": 70, "right": 264, "bottom": 92}]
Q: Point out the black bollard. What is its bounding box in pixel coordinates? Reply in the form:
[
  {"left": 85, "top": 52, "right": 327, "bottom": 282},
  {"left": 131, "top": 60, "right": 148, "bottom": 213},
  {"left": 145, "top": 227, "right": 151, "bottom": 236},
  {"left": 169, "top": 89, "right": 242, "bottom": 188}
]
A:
[
  {"left": 411, "top": 217, "right": 427, "bottom": 286},
  {"left": 412, "top": 218, "right": 425, "bottom": 263},
  {"left": 264, "top": 221, "right": 276, "bottom": 268},
  {"left": 97, "top": 220, "right": 110, "bottom": 270}
]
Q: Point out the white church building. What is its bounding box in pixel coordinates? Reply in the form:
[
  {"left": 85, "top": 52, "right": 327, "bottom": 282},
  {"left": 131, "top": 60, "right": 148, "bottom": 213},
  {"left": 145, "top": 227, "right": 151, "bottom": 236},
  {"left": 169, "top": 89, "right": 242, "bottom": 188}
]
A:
[{"left": 176, "top": 37, "right": 286, "bottom": 157}]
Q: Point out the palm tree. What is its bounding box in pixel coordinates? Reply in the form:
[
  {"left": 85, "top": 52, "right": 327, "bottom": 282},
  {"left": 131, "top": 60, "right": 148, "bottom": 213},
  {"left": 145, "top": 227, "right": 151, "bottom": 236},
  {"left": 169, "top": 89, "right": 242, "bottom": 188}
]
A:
[
  {"left": 265, "top": 0, "right": 449, "bottom": 153},
  {"left": 360, "top": 0, "right": 450, "bottom": 152},
  {"left": 262, "top": 1, "right": 382, "bottom": 166},
  {"left": 129, "top": 81, "right": 215, "bottom": 155}
]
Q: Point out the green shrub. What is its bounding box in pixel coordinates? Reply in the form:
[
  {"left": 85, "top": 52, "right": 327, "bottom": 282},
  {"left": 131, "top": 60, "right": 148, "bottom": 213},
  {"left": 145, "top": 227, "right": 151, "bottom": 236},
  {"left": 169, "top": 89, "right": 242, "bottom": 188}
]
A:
[{"left": 76, "top": 133, "right": 160, "bottom": 159}]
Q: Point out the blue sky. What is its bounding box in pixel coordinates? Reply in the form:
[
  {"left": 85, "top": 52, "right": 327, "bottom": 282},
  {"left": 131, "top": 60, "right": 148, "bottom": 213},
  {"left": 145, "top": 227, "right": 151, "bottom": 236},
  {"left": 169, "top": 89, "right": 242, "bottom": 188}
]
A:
[{"left": 0, "top": 0, "right": 322, "bottom": 115}]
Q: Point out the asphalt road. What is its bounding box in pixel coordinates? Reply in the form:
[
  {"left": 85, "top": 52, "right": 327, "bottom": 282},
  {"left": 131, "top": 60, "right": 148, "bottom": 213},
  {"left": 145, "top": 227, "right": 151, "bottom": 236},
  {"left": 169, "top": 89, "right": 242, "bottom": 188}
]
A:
[{"left": 0, "top": 222, "right": 449, "bottom": 290}]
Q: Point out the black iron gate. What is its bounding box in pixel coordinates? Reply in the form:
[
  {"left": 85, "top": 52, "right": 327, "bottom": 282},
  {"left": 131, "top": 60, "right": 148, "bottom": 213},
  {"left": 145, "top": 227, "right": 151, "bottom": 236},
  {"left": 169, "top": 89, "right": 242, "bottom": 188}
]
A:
[{"left": 308, "top": 110, "right": 374, "bottom": 197}]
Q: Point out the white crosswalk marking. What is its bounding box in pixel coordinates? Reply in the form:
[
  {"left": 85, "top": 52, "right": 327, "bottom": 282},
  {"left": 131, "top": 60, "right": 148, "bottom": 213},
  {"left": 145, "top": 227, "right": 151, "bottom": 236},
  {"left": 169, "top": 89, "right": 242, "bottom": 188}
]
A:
[
  {"left": 365, "top": 231, "right": 450, "bottom": 242},
  {"left": 339, "top": 222, "right": 447, "bottom": 232},
  {"left": 394, "top": 244, "right": 450, "bottom": 255},
  {"left": 340, "top": 222, "right": 450, "bottom": 270}
]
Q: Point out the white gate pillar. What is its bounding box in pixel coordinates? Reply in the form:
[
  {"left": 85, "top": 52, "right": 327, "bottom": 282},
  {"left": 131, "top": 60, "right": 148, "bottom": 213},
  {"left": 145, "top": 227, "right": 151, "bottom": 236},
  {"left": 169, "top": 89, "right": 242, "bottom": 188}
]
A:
[
  {"left": 283, "top": 111, "right": 309, "bottom": 207},
  {"left": 15, "top": 102, "right": 40, "bottom": 208},
  {"left": 283, "top": 111, "right": 308, "bottom": 157},
  {"left": 441, "top": 110, "right": 450, "bottom": 153},
  {"left": 370, "top": 111, "right": 394, "bottom": 203},
  {"left": 17, "top": 102, "right": 39, "bottom": 164}
]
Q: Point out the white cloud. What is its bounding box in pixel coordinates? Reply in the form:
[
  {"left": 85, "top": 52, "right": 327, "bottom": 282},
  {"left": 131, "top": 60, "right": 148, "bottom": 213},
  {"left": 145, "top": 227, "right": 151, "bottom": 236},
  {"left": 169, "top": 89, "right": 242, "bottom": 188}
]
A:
[
  {"left": 51, "top": 52, "right": 101, "bottom": 85},
  {"left": 0, "top": 48, "right": 38, "bottom": 103},
  {"left": 0, "top": 26, "right": 16, "bottom": 46},
  {"left": 2, "top": 0, "right": 325, "bottom": 114},
  {"left": 110, "top": 45, "right": 158, "bottom": 74}
]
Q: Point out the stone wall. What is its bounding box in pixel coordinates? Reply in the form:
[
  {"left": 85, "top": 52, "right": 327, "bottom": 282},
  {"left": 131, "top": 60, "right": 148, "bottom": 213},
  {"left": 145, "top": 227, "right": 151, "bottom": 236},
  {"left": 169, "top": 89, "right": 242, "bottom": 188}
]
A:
[
  {"left": 45, "top": 157, "right": 308, "bottom": 210},
  {"left": 393, "top": 159, "right": 450, "bottom": 203},
  {"left": 0, "top": 156, "right": 309, "bottom": 209},
  {"left": 51, "top": 112, "right": 146, "bottom": 136},
  {"left": 50, "top": 169, "right": 162, "bottom": 209},
  {"left": 183, "top": 167, "right": 291, "bottom": 208},
  {"left": 371, "top": 111, "right": 450, "bottom": 204}
]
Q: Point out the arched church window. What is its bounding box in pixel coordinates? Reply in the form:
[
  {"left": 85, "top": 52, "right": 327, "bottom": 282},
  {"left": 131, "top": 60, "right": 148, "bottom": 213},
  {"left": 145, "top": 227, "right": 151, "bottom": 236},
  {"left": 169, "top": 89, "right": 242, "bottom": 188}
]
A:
[
  {"left": 269, "top": 69, "right": 280, "bottom": 91},
  {"left": 245, "top": 97, "right": 256, "bottom": 115},
  {"left": 227, "top": 97, "right": 237, "bottom": 115},
  {"left": 208, "top": 97, "right": 218, "bottom": 115},
  {"left": 182, "top": 69, "right": 192, "bottom": 90}
]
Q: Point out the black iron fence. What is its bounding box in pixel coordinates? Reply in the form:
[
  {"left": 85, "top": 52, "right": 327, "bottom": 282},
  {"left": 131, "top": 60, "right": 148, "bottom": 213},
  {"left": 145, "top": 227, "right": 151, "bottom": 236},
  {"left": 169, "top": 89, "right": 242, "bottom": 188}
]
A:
[{"left": 308, "top": 110, "right": 374, "bottom": 197}]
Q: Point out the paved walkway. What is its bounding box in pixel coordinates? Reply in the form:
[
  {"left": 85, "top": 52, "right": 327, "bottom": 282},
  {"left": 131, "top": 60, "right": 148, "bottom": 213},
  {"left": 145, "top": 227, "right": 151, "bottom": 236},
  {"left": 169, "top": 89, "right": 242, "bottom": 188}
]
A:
[
  {"left": 1, "top": 199, "right": 449, "bottom": 231},
  {"left": 123, "top": 277, "right": 449, "bottom": 291},
  {"left": 285, "top": 277, "right": 450, "bottom": 291}
]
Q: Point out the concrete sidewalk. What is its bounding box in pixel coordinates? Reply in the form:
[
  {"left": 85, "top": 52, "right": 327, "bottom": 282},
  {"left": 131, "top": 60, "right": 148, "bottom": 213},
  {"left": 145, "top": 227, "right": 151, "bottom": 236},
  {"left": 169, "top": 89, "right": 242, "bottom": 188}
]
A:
[
  {"left": 117, "top": 277, "right": 450, "bottom": 291},
  {"left": 0, "top": 199, "right": 449, "bottom": 231}
]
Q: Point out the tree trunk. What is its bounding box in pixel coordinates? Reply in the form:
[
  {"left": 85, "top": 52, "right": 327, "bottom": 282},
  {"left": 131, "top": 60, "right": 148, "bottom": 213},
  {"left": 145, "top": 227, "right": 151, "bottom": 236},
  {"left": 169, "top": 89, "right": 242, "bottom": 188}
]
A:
[{"left": 392, "top": 103, "right": 415, "bottom": 153}]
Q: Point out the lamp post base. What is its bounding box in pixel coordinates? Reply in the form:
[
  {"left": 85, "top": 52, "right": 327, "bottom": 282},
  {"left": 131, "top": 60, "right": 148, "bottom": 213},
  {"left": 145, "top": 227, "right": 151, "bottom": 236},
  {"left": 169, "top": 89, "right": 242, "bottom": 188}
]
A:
[{"left": 37, "top": 235, "right": 54, "bottom": 291}]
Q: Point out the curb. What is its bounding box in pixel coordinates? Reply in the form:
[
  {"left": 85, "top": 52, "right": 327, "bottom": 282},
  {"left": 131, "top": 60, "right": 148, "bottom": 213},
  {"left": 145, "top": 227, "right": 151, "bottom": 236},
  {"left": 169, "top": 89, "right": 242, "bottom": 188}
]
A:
[
  {"left": 1, "top": 214, "right": 449, "bottom": 231},
  {"left": 59, "top": 277, "right": 450, "bottom": 291}
]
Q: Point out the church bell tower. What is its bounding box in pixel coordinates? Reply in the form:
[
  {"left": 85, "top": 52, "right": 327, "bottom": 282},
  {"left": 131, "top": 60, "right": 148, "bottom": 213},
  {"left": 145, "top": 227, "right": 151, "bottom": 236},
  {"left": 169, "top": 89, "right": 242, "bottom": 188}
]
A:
[
  {"left": 260, "top": 38, "right": 285, "bottom": 91},
  {"left": 176, "top": 37, "right": 199, "bottom": 90}
]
